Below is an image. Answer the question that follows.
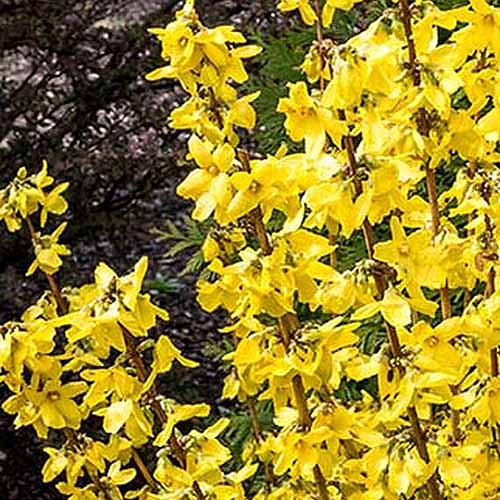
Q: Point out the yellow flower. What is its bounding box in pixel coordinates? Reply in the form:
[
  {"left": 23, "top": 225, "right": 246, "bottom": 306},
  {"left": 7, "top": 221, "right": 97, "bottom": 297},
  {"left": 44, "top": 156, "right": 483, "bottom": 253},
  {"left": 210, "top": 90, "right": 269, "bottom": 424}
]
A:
[
  {"left": 177, "top": 135, "right": 234, "bottom": 222},
  {"left": 3, "top": 379, "right": 86, "bottom": 437},
  {"left": 27, "top": 222, "right": 70, "bottom": 276},
  {"left": 0, "top": 320, "right": 56, "bottom": 380},
  {"left": 154, "top": 402, "right": 210, "bottom": 446},
  {"left": 322, "top": 0, "right": 363, "bottom": 27},
  {"left": 40, "top": 182, "right": 69, "bottom": 227},
  {"left": 227, "top": 160, "right": 283, "bottom": 221},
  {"left": 146, "top": 15, "right": 261, "bottom": 95},
  {"left": 273, "top": 425, "right": 334, "bottom": 477},
  {"left": 352, "top": 287, "right": 412, "bottom": 328},
  {"left": 0, "top": 161, "right": 68, "bottom": 232},
  {"left": 304, "top": 178, "right": 371, "bottom": 237},
  {"left": 277, "top": 82, "right": 346, "bottom": 155},
  {"left": 277, "top": 0, "right": 316, "bottom": 25}
]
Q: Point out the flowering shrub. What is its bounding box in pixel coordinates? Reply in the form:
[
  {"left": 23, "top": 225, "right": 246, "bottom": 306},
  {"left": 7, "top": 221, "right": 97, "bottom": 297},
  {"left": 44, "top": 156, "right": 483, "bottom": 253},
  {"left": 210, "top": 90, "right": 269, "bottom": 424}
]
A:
[
  {"left": 0, "top": 163, "right": 251, "bottom": 499},
  {"left": 3, "top": 0, "right": 500, "bottom": 499}
]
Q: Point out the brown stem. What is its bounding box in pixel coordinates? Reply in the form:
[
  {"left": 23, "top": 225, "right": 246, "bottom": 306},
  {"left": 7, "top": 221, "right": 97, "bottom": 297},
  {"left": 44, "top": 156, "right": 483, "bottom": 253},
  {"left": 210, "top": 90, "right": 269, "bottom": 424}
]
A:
[
  {"left": 25, "top": 216, "right": 68, "bottom": 314},
  {"left": 239, "top": 150, "right": 330, "bottom": 500},
  {"left": 399, "top": 0, "right": 452, "bottom": 318},
  {"left": 313, "top": 464, "right": 330, "bottom": 500},
  {"left": 247, "top": 398, "right": 264, "bottom": 441},
  {"left": 247, "top": 398, "right": 276, "bottom": 486},
  {"left": 338, "top": 110, "right": 404, "bottom": 356},
  {"left": 337, "top": 89, "right": 444, "bottom": 500},
  {"left": 407, "top": 408, "right": 443, "bottom": 499},
  {"left": 399, "top": 0, "right": 452, "bottom": 320},
  {"left": 131, "top": 448, "right": 157, "bottom": 490},
  {"left": 399, "top": 0, "right": 420, "bottom": 86},
  {"left": 122, "top": 329, "right": 206, "bottom": 500},
  {"left": 208, "top": 88, "right": 225, "bottom": 130},
  {"left": 399, "top": 0, "right": 458, "bottom": 450},
  {"left": 486, "top": 267, "right": 496, "bottom": 298},
  {"left": 491, "top": 346, "right": 499, "bottom": 377}
]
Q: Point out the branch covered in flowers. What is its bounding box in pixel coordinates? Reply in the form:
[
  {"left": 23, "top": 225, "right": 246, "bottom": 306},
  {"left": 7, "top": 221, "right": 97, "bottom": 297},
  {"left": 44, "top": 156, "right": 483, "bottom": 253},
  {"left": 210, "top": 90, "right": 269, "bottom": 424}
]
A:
[
  {"left": 0, "top": 162, "right": 255, "bottom": 500},
  {"left": 146, "top": 0, "right": 500, "bottom": 499}
]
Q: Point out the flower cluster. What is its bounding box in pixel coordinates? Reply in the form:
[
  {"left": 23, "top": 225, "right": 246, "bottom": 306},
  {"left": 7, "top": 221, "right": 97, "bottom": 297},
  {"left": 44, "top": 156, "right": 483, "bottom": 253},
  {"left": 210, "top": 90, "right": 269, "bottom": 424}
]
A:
[
  {"left": 147, "top": 1, "right": 500, "bottom": 499},
  {"left": 0, "top": 163, "right": 251, "bottom": 500}
]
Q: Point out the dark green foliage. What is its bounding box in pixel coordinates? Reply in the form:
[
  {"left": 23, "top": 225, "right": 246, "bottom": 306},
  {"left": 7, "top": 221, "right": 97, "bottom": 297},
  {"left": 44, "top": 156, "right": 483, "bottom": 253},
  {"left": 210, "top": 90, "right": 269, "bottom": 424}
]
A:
[
  {"left": 434, "top": 0, "right": 469, "bottom": 8},
  {"left": 154, "top": 216, "right": 209, "bottom": 276},
  {"left": 245, "top": 29, "right": 315, "bottom": 153},
  {"left": 146, "top": 277, "right": 182, "bottom": 294},
  {"left": 223, "top": 400, "right": 274, "bottom": 464}
]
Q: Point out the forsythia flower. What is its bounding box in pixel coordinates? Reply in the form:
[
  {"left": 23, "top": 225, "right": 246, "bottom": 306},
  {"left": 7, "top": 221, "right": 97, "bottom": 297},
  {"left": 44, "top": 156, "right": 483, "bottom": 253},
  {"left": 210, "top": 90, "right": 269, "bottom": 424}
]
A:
[
  {"left": 3, "top": 379, "right": 87, "bottom": 437},
  {"left": 27, "top": 222, "right": 71, "bottom": 276},
  {"left": 0, "top": 161, "right": 68, "bottom": 231},
  {"left": 177, "top": 135, "right": 234, "bottom": 222},
  {"left": 277, "top": 81, "right": 347, "bottom": 155},
  {"left": 277, "top": 0, "right": 317, "bottom": 25},
  {"left": 276, "top": 0, "right": 362, "bottom": 27}
]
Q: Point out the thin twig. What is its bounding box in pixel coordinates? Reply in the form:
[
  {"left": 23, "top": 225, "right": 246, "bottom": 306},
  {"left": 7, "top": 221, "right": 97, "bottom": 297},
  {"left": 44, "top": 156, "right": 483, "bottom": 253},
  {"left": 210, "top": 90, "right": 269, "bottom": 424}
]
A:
[
  {"left": 131, "top": 448, "right": 157, "bottom": 490},
  {"left": 122, "top": 329, "right": 206, "bottom": 500},
  {"left": 335, "top": 71, "right": 444, "bottom": 500},
  {"left": 239, "top": 150, "right": 330, "bottom": 500},
  {"left": 25, "top": 216, "right": 159, "bottom": 494}
]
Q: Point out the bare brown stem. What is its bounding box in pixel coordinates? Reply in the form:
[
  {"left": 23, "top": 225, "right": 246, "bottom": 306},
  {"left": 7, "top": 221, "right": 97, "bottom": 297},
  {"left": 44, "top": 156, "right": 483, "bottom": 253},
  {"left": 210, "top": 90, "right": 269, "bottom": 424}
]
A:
[
  {"left": 247, "top": 398, "right": 263, "bottom": 441},
  {"left": 399, "top": 0, "right": 420, "bottom": 86},
  {"left": 131, "top": 448, "right": 157, "bottom": 490}
]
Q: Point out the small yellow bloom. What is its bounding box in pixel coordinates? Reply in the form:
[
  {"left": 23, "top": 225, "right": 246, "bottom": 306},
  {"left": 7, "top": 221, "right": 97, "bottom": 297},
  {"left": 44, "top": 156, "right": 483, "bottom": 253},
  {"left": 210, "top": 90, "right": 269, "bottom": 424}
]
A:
[{"left": 27, "top": 223, "right": 71, "bottom": 276}]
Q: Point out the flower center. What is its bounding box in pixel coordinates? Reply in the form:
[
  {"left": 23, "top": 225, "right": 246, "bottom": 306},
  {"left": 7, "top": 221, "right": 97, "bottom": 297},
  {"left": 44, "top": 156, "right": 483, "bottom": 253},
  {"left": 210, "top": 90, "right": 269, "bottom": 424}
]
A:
[{"left": 47, "top": 391, "right": 61, "bottom": 401}]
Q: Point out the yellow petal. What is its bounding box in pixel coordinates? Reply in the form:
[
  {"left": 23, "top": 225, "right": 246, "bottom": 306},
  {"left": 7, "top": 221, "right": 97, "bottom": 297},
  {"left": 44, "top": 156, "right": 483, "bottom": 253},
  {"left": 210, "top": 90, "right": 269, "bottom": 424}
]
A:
[{"left": 101, "top": 400, "right": 133, "bottom": 434}]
